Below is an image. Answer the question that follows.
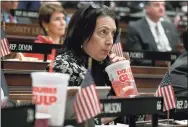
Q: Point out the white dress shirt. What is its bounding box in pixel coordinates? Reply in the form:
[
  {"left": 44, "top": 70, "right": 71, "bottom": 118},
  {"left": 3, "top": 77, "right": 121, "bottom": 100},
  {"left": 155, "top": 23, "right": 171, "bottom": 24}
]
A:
[{"left": 145, "top": 16, "right": 172, "bottom": 52}]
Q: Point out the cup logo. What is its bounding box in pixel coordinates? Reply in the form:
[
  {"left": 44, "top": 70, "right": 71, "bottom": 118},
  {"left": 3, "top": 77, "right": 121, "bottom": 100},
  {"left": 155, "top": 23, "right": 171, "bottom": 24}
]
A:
[
  {"left": 111, "top": 67, "right": 138, "bottom": 97},
  {"left": 32, "top": 86, "right": 57, "bottom": 105}
]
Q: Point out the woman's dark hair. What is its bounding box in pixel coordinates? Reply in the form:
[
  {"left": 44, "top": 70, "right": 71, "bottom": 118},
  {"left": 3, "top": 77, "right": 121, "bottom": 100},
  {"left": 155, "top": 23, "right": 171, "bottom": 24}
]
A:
[
  {"left": 38, "top": 3, "right": 66, "bottom": 35},
  {"left": 62, "top": 4, "right": 119, "bottom": 56}
]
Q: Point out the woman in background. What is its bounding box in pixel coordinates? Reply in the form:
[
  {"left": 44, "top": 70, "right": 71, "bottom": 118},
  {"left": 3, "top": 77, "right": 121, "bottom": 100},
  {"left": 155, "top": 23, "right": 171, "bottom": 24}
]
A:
[{"left": 22, "top": 2, "right": 66, "bottom": 61}]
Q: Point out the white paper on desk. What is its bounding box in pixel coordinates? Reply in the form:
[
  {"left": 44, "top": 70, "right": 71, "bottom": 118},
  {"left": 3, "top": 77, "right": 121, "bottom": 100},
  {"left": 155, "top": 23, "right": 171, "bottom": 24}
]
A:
[
  {"left": 117, "top": 123, "right": 129, "bottom": 127},
  {"left": 174, "top": 120, "right": 188, "bottom": 125},
  {"left": 95, "top": 124, "right": 129, "bottom": 127},
  {"left": 95, "top": 125, "right": 111, "bottom": 127},
  {"left": 95, "top": 125, "right": 127, "bottom": 127}
]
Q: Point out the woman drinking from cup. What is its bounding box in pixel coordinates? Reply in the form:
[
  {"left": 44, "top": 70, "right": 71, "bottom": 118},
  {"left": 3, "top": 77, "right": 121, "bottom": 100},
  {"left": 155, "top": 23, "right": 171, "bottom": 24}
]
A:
[{"left": 48, "top": 3, "right": 129, "bottom": 126}]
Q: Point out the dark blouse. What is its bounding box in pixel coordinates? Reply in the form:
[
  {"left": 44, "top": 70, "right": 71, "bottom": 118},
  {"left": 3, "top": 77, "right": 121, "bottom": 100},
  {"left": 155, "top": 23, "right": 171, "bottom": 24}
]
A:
[
  {"left": 47, "top": 48, "right": 146, "bottom": 124},
  {"left": 49, "top": 48, "right": 113, "bottom": 90}
]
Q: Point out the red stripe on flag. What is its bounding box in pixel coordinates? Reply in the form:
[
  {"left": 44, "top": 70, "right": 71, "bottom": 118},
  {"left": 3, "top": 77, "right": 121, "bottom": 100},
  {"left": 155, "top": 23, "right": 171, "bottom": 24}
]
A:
[
  {"left": 1, "top": 38, "right": 11, "bottom": 57},
  {"left": 85, "top": 85, "right": 97, "bottom": 115},
  {"left": 74, "top": 84, "right": 101, "bottom": 123},
  {"left": 90, "top": 85, "right": 101, "bottom": 114},
  {"left": 74, "top": 93, "right": 86, "bottom": 123},
  {"left": 168, "top": 86, "right": 176, "bottom": 109},
  {"left": 166, "top": 86, "right": 173, "bottom": 109},
  {"left": 163, "top": 87, "right": 171, "bottom": 111},
  {"left": 155, "top": 73, "right": 176, "bottom": 111},
  {"left": 82, "top": 88, "right": 93, "bottom": 118},
  {"left": 78, "top": 91, "right": 88, "bottom": 122},
  {"left": 161, "top": 87, "right": 167, "bottom": 111},
  {"left": 156, "top": 85, "right": 176, "bottom": 111},
  {"left": 111, "top": 42, "right": 124, "bottom": 57}
]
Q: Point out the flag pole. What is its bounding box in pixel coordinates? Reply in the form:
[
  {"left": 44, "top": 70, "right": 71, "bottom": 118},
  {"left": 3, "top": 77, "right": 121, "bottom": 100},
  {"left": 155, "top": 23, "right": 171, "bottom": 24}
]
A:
[
  {"left": 88, "top": 57, "right": 92, "bottom": 70},
  {"left": 166, "top": 61, "right": 171, "bottom": 124},
  {"left": 119, "top": 28, "right": 121, "bottom": 35},
  {"left": 84, "top": 57, "right": 92, "bottom": 127},
  {"left": 84, "top": 121, "right": 88, "bottom": 127}
]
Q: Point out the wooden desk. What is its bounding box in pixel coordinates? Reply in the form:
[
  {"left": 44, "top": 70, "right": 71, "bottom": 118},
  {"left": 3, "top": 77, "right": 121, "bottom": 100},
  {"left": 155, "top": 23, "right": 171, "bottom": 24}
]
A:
[
  {"left": 3, "top": 23, "right": 43, "bottom": 37},
  {"left": 1, "top": 60, "right": 168, "bottom": 101}
]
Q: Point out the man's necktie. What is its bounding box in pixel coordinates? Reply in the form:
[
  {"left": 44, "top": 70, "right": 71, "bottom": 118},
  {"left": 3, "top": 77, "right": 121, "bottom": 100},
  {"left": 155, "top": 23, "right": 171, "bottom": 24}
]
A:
[
  {"left": 155, "top": 25, "right": 165, "bottom": 51},
  {"left": 9, "top": 15, "right": 15, "bottom": 23}
]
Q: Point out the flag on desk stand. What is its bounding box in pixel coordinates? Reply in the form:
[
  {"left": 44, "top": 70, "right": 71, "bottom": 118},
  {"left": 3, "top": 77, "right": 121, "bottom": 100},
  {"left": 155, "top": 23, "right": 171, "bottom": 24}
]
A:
[
  {"left": 111, "top": 29, "right": 124, "bottom": 57},
  {"left": 73, "top": 58, "right": 101, "bottom": 123},
  {"left": 155, "top": 72, "right": 176, "bottom": 111},
  {"left": 1, "top": 29, "right": 11, "bottom": 57}
]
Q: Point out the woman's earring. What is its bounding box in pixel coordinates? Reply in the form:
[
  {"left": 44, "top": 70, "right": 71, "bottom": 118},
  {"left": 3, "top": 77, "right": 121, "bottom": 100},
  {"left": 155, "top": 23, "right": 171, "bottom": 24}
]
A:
[
  {"left": 45, "top": 28, "right": 48, "bottom": 32},
  {"left": 81, "top": 45, "right": 83, "bottom": 49}
]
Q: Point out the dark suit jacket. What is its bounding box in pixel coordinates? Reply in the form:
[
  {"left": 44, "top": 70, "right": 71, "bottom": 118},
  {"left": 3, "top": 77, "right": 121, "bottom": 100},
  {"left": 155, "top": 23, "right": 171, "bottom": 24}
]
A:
[
  {"left": 169, "top": 50, "right": 188, "bottom": 96},
  {"left": 159, "top": 51, "right": 188, "bottom": 119},
  {"left": 18, "top": 1, "right": 41, "bottom": 11},
  {"left": 125, "top": 17, "right": 180, "bottom": 52}
]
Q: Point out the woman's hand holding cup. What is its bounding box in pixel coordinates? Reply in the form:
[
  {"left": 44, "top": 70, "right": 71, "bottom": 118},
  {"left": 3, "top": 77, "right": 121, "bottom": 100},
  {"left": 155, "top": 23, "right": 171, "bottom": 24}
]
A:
[{"left": 109, "top": 53, "right": 127, "bottom": 63}]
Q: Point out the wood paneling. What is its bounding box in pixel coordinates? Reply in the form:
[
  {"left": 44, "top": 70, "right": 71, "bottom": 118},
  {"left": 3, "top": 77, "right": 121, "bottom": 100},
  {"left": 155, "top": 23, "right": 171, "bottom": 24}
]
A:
[{"left": 1, "top": 61, "right": 168, "bottom": 101}]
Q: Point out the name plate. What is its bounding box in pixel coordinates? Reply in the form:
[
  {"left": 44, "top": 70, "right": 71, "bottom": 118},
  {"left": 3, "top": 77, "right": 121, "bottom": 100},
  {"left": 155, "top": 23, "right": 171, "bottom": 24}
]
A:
[
  {"left": 9, "top": 41, "right": 61, "bottom": 54},
  {"left": 98, "top": 96, "right": 163, "bottom": 117},
  {"left": 13, "top": 9, "right": 39, "bottom": 18},
  {"left": 2, "top": 23, "right": 44, "bottom": 37},
  {"left": 10, "top": 43, "right": 33, "bottom": 52},
  {"left": 176, "top": 96, "right": 188, "bottom": 112},
  {"left": 125, "top": 51, "right": 178, "bottom": 61}
]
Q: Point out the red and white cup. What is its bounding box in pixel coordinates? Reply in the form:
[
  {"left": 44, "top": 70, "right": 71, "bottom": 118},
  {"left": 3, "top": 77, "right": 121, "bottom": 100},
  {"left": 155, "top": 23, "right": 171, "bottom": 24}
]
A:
[
  {"left": 31, "top": 72, "right": 70, "bottom": 126},
  {"left": 105, "top": 60, "right": 138, "bottom": 97}
]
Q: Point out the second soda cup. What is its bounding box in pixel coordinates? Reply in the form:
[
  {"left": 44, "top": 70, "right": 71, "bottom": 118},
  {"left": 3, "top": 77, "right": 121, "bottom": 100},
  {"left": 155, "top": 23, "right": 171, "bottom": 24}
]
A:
[{"left": 105, "top": 60, "right": 138, "bottom": 97}]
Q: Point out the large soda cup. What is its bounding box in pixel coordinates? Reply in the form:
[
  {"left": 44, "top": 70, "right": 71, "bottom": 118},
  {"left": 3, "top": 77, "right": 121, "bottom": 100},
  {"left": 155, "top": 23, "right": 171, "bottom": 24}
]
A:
[
  {"left": 31, "top": 72, "right": 70, "bottom": 126},
  {"left": 105, "top": 60, "right": 138, "bottom": 97}
]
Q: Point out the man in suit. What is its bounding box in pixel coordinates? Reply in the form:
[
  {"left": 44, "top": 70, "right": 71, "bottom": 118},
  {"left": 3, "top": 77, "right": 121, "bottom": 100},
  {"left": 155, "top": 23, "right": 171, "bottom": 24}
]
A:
[
  {"left": 169, "top": 27, "right": 187, "bottom": 96},
  {"left": 158, "top": 28, "right": 188, "bottom": 120},
  {"left": 1, "top": 1, "right": 31, "bottom": 24},
  {"left": 125, "top": 0, "right": 180, "bottom": 52}
]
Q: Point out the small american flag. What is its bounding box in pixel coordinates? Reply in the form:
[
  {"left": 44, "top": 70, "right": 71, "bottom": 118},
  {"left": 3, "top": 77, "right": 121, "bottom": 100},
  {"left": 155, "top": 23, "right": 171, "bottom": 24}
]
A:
[
  {"left": 111, "top": 31, "right": 124, "bottom": 57},
  {"left": 155, "top": 72, "right": 176, "bottom": 111},
  {"left": 73, "top": 69, "right": 101, "bottom": 123},
  {"left": 1, "top": 29, "right": 11, "bottom": 57}
]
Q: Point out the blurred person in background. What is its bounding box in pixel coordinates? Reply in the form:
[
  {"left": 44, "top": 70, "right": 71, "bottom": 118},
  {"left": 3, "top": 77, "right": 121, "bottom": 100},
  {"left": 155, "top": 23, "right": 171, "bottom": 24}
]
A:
[
  {"left": 22, "top": 2, "right": 67, "bottom": 61},
  {"left": 1, "top": 1, "right": 31, "bottom": 24},
  {"left": 125, "top": 0, "right": 181, "bottom": 66},
  {"left": 17, "top": 0, "right": 62, "bottom": 11},
  {"left": 18, "top": 1, "right": 40, "bottom": 11},
  {"left": 159, "top": 27, "right": 188, "bottom": 120},
  {"left": 35, "top": 2, "right": 66, "bottom": 44},
  {"left": 169, "top": 27, "right": 188, "bottom": 97},
  {"left": 126, "top": 0, "right": 180, "bottom": 53}
]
